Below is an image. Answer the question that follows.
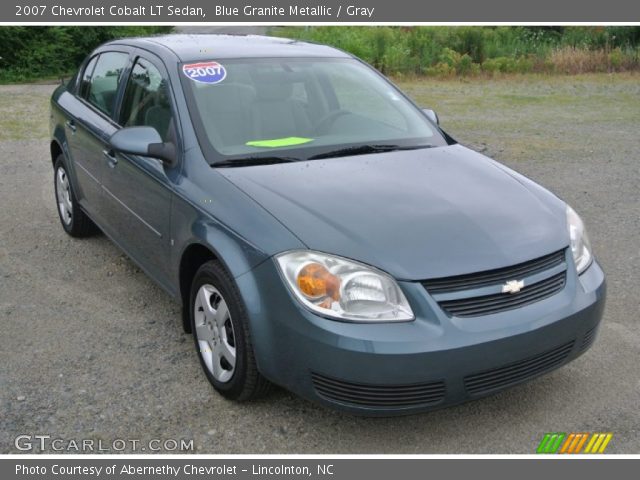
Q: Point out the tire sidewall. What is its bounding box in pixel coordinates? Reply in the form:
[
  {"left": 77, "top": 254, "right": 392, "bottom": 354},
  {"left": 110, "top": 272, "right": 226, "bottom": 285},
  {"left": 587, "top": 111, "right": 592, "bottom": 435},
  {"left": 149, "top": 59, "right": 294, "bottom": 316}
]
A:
[{"left": 190, "top": 262, "right": 249, "bottom": 398}]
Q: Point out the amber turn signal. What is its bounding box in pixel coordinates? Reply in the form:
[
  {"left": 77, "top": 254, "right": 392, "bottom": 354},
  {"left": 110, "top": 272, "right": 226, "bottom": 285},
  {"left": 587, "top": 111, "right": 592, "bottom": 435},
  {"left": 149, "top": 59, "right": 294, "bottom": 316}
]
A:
[{"left": 296, "top": 263, "right": 341, "bottom": 300}]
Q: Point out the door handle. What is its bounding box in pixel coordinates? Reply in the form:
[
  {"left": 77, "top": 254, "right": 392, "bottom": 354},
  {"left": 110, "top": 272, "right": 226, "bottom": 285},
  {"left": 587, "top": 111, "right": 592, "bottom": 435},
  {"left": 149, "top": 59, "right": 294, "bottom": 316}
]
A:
[
  {"left": 102, "top": 149, "right": 118, "bottom": 167},
  {"left": 65, "top": 120, "right": 77, "bottom": 133}
]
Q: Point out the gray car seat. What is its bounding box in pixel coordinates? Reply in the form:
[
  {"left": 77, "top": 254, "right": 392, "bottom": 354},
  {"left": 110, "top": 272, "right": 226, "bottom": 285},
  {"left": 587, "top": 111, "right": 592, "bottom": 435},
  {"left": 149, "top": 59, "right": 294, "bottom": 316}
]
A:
[
  {"left": 196, "top": 83, "right": 257, "bottom": 148},
  {"left": 144, "top": 105, "right": 172, "bottom": 142},
  {"left": 249, "top": 77, "right": 312, "bottom": 140}
]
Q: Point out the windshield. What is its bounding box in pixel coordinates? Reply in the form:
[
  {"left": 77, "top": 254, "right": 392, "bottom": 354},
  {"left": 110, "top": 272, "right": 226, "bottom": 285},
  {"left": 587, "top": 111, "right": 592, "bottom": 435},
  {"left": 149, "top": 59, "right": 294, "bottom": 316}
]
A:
[{"left": 181, "top": 57, "right": 448, "bottom": 163}]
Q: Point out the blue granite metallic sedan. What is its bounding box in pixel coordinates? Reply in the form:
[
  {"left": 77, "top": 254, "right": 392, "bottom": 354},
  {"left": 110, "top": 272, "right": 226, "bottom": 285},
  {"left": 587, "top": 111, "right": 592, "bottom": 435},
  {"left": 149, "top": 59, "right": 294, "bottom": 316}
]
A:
[{"left": 49, "top": 34, "right": 605, "bottom": 415}]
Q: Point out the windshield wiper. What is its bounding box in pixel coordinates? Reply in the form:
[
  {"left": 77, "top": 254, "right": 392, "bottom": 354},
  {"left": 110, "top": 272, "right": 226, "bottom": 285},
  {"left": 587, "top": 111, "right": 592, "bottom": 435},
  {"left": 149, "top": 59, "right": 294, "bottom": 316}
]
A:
[
  {"left": 308, "top": 144, "right": 434, "bottom": 160},
  {"left": 211, "top": 156, "right": 299, "bottom": 168}
]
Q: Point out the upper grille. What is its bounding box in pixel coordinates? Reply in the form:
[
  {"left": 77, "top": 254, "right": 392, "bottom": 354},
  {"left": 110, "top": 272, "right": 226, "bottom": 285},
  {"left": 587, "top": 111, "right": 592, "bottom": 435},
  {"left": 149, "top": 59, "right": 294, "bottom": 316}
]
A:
[
  {"left": 423, "top": 249, "right": 566, "bottom": 293},
  {"left": 422, "top": 249, "right": 567, "bottom": 317},
  {"left": 464, "top": 340, "right": 575, "bottom": 396},
  {"left": 439, "top": 271, "right": 566, "bottom": 317},
  {"left": 311, "top": 372, "right": 446, "bottom": 409}
]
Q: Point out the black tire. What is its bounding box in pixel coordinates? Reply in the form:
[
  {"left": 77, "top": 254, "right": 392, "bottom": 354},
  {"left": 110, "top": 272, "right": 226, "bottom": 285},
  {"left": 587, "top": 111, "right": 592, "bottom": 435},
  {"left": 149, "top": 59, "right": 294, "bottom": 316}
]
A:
[
  {"left": 190, "top": 260, "right": 271, "bottom": 401},
  {"left": 53, "top": 155, "right": 97, "bottom": 237}
]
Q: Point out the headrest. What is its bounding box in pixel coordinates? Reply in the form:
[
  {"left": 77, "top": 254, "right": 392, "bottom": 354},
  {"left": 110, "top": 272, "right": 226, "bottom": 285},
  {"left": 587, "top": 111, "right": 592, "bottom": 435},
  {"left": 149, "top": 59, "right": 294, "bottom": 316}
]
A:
[
  {"left": 249, "top": 68, "right": 303, "bottom": 101},
  {"left": 195, "top": 83, "right": 256, "bottom": 108},
  {"left": 255, "top": 82, "right": 293, "bottom": 101}
]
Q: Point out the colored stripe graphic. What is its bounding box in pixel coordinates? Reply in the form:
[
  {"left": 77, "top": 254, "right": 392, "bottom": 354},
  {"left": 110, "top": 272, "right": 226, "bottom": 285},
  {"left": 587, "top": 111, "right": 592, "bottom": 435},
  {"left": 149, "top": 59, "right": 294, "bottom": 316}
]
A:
[
  {"left": 584, "top": 434, "right": 599, "bottom": 453},
  {"left": 559, "top": 433, "right": 575, "bottom": 453},
  {"left": 537, "top": 433, "right": 566, "bottom": 453},
  {"left": 537, "top": 433, "right": 553, "bottom": 453},
  {"left": 538, "top": 433, "right": 613, "bottom": 454},
  {"left": 598, "top": 433, "right": 613, "bottom": 453},
  {"left": 574, "top": 433, "right": 590, "bottom": 453},
  {"left": 559, "top": 433, "right": 589, "bottom": 454},
  {"left": 584, "top": 433, "right": 613, "bottom": 454}
]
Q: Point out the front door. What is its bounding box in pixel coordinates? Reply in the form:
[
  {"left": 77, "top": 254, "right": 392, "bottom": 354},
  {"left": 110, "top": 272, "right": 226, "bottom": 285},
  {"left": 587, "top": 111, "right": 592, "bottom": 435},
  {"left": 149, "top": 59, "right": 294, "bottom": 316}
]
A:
[{"left": 101, "top": 54, "right": 177, "bottom": 290}]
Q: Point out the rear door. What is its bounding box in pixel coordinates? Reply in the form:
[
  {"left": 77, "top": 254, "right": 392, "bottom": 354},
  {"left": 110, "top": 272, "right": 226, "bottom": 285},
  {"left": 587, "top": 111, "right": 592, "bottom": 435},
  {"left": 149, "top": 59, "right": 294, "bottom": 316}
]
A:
[
  {"left": 100, "top": 52, "right": 178, "bottom": 290},
  {"left": 64, "top": 50, "right": 131, "bottom": 226}
]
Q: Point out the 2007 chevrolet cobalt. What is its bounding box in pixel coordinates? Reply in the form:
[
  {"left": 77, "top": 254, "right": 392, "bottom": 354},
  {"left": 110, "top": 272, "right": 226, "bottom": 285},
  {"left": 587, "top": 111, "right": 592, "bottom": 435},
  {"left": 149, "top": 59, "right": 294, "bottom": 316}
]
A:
[{"left": 50, "top": 34, "right": 605, "bottom": 415}]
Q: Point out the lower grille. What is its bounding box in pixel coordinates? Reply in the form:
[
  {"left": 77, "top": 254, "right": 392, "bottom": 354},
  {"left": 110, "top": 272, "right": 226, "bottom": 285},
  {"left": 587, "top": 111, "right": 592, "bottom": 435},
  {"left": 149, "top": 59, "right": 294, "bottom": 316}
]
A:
[
  {"left": 439, "top": 271, "right": 566, "bottom": 317},
  {"left": 464, "top": 341, "right": 575, "bottom": 396},
  {"left": 311, "top": 372, "right": 446, "bottom": 408},
  {"left": 580, "top": 326, "right": 598, "bottom": 352}
]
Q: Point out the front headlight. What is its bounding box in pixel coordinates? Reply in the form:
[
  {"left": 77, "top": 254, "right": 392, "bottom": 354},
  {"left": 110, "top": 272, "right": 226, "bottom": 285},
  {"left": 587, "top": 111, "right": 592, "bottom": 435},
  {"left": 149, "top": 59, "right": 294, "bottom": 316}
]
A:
[
  {"left": 275, "top": 250, "right": 414, "bottom": 322},
  {"left": 566, "top": 205, "right": 593, "bottom": 274}
]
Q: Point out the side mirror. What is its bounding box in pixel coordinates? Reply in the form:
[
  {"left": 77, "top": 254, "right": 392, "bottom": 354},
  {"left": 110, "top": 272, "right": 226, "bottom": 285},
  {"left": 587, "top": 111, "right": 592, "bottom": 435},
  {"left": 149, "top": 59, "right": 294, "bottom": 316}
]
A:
[
  {"left": 109, "top": 126, "right": 176, "bottom": 167},
  {"left": 422, "top": 108, "right": 439, "bottom": 125}
]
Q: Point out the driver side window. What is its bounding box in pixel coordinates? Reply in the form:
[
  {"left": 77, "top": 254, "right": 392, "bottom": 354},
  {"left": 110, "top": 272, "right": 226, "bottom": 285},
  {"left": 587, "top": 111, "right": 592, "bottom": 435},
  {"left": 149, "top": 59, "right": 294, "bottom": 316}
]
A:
[
  {"left": 120, "top": 57, "right": 174, "bottom": 142},
  {"left": 80, "top": 52, "right": 129, "bottom": 118}
]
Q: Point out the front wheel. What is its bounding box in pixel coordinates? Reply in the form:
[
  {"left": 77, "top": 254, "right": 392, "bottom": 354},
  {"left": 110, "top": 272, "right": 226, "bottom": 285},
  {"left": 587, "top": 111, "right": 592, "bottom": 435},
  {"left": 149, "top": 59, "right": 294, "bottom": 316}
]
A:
[{"left": 190, "top": 261, "right": 271, "bottom": 401}]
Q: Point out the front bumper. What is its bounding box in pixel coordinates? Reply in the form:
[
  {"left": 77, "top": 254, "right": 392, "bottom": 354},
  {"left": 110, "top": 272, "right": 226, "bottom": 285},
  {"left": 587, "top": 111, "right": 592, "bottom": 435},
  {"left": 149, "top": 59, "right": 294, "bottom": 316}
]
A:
[{"left": 235, "top": 255, "right": 606, "bottom": 416}]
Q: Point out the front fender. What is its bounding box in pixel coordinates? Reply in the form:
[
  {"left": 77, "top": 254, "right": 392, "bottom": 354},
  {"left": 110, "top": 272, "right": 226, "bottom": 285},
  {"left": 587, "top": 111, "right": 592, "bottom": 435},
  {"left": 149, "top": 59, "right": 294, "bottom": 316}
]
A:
[
  {"left": 177, "top": 213, "right": 269, "bottom": 282},
  {"left": 171, "top": 193, "right": 273, "bottom": 333}
]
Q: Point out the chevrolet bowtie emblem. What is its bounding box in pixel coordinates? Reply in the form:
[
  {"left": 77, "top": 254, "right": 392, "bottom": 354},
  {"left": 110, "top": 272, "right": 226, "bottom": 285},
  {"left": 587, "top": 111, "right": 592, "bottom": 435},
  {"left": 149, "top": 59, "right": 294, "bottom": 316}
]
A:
[{"left": 502, "top": 279, "right": 525, "bottom": 294}]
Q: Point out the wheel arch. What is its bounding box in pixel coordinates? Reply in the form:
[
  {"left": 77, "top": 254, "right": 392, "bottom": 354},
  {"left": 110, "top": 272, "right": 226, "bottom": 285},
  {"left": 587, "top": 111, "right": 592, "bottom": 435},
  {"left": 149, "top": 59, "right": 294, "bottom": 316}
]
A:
[
  {"left": 178, "top": 242, "right": 220, "bottom": 333},
  {"left": 50, "top": 139, "right": 64, "bottom": 167},
  {"left": 174, "top": 207, "right": 274, "bottom": 333}
]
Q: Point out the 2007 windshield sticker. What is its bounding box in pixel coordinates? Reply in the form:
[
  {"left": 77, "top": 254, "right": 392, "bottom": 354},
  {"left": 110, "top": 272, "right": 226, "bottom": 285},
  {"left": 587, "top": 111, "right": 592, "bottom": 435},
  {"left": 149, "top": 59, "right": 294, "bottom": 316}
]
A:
[{"left": 182, "top": 61, "right": 227, "bottom": 84}]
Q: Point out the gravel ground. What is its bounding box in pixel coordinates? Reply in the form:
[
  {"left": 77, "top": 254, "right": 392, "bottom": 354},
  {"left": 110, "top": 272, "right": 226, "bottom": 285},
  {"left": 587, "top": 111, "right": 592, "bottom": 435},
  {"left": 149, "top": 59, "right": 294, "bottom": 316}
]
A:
[{"left": 1, "top": 75, "right": 639, "bottom": 454}]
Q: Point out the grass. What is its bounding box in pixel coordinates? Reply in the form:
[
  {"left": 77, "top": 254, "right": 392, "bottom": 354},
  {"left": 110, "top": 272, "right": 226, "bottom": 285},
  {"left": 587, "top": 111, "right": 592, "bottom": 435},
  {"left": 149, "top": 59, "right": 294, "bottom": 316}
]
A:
[
  {"left": 0, "top": 85, "right": 53, "bottom": 141},
  {"left": 396, "top": 73, "right": 640, "bottom": 162}
]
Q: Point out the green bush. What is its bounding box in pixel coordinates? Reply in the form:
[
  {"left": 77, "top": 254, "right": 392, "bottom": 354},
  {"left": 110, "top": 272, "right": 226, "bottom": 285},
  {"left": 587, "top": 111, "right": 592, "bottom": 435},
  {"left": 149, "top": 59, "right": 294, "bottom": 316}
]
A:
[
  {"left": 273, "top": 26, "right": 640, "bottom": 77},
  {"left": 609, "top": 48, "right": 622, "bottom": 69},
  {"left": 425, "top": 62, "right": 456, "bottom": 77},
  {"left": 2, "top": 26, "right": 639, "bottom": 82},
  {"left": 0, "top": 26, "right": 172, "bottom": 83}
]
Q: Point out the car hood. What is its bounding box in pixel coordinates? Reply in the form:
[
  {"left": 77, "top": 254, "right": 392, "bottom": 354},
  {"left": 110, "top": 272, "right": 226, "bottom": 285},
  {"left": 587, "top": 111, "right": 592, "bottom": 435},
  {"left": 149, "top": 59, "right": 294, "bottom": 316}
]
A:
[{"left": 219, "top": 145, "right": 569, "bottom": 280}]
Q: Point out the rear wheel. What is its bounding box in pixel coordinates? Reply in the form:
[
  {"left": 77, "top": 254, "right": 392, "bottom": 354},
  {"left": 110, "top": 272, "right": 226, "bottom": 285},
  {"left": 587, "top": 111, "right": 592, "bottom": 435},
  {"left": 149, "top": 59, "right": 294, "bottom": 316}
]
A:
[
  {"left": 53, "top": 155, "right": 97, "bottom": 237},
  {"left": 190, "top": 261, "right": 271, "bottom": 401}
]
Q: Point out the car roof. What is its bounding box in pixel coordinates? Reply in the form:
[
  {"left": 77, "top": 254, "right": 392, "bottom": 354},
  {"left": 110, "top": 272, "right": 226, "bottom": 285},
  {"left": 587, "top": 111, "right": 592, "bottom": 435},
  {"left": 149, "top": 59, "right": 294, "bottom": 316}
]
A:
[{"left": 107, "top": 34, "right": 352, "bottom": 62}]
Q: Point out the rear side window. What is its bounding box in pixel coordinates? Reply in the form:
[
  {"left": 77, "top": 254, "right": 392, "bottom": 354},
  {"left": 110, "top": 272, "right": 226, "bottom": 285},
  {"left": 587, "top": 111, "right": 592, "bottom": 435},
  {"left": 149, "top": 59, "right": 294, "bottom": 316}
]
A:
[
  {"left": 120, "top": 58, "right": 174, "bottom": 142},
  {"left": 81, "top": 52, "right": 129, "bottom": 118}
]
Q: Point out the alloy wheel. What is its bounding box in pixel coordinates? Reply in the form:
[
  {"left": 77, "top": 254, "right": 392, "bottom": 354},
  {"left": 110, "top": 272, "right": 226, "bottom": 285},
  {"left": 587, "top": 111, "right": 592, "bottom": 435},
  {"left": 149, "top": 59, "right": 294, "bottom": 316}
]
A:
[
  {"left": 193, "top": 284, "right": 237, "bottom": 383},
  {"left": 55, "top": 166, "right": 73, "bottom": 225}
]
